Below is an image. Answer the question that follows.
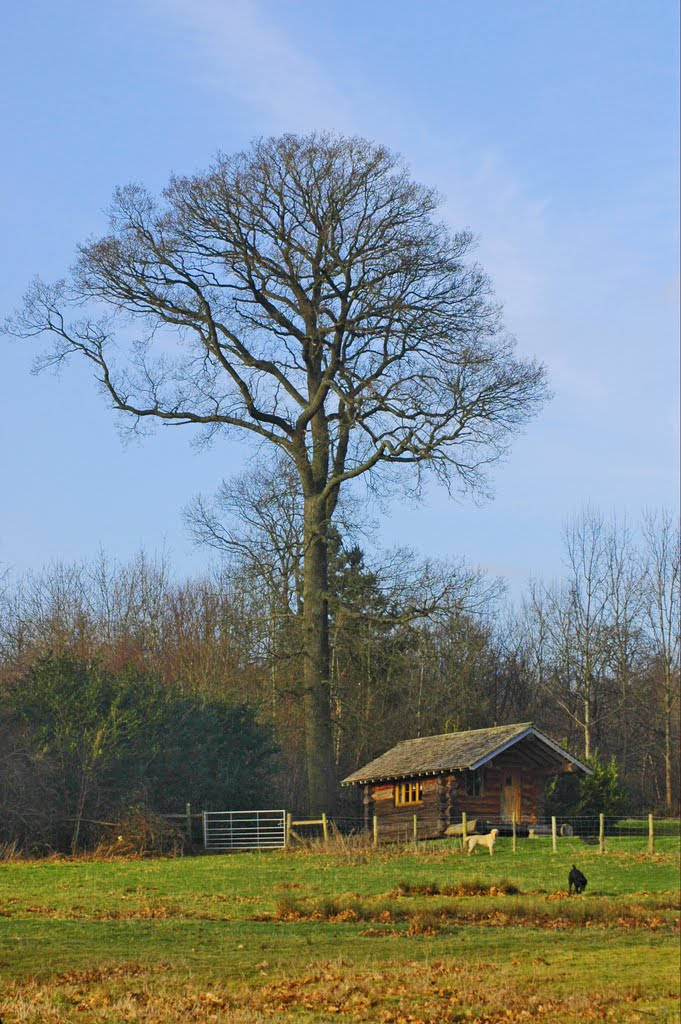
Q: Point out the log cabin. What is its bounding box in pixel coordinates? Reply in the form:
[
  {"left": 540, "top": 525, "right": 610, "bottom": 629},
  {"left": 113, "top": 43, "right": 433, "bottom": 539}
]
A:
[{"left": 341, "top": 722, "right": 591, "bottom": 840}]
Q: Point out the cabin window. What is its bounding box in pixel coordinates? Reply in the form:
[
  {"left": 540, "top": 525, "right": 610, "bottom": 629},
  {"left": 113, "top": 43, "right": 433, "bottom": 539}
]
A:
[
  {"left": 394, "top": 780, "right": 423, "bottom": 806},
  {"left": 466, "top": 768, "right": 486, "bottom": 797}
]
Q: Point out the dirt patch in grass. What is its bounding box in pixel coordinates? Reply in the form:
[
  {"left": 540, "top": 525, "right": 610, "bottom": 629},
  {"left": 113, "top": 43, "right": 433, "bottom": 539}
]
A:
[
  {"left": 53, "top": 962, "right": 174, "bottom": 986},
  {"left": 93, "top": 903, "right": 187, "bottom": 920},
  {"left": 0, "top": 899, "right": 198, "bottom": 922},
  {"left": 394, "top": 878, "right": 521, "bottom": 897}
]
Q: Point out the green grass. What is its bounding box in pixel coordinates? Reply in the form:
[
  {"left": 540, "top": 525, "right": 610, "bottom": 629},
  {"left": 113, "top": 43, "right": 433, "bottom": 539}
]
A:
[
  {"left": 0, "top": 836, "right": 679, "bottom": 1022},
  {"left": 614, "top": 817, "right": 680, "bottom": 836}
]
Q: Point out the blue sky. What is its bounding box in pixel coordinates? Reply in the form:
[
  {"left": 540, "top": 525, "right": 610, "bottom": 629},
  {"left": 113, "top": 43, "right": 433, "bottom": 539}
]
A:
[{"left": 1, "top": 0, "right": 679, "bottom": 590}]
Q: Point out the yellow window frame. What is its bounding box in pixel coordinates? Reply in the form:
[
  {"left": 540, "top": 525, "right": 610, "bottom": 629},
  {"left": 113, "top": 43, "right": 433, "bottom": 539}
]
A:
[{"left": 394, "top": 780, "right": 423, "bottom": 806}]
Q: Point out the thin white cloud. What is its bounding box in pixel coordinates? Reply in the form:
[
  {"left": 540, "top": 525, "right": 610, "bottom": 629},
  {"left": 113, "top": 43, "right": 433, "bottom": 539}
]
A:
[
  {"left": 152, "top": 0, "right": 614, "bottom": 414},
  {"left": 155, "top": 0, "right": 355, "bottom": 132},
  {"left": 155, "top": 0, "right": 554, "bottom": 313}
]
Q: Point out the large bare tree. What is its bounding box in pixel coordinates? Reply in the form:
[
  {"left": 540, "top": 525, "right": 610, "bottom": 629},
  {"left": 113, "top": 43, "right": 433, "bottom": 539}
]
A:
[{"left": 5, "top": 133, "right": 547, "bottom": 811}]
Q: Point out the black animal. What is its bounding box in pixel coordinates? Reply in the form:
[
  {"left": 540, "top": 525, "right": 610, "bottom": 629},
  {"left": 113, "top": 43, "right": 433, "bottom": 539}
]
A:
[{"left": 568, "top": 864, "right": 587, "bottom": 894}]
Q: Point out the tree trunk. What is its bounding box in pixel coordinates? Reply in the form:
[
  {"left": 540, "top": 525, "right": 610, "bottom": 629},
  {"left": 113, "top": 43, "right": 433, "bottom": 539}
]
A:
[
  {"left": 71, "top": 770, "right": 91, "bottom": 855},
  {"left": 302, "top": 497, "right": 336, "bottom": 814},
  {"left": 583, "top": 686, "right": 591, "bottom": 760},
  {"left": 664, "top": 684, "right": 673, "bottom": 815}
]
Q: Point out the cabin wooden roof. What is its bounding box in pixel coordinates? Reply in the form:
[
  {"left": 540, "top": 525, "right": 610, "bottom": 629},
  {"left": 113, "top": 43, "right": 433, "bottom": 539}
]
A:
[{"left": 341, "top": 723, "right": 591, "bottom": 785}]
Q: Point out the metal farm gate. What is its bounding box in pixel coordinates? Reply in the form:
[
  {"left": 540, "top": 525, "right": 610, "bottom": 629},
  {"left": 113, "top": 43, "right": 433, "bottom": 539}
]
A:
[{"left": 203, "top": 809, "right": 286, "bottom": 851}]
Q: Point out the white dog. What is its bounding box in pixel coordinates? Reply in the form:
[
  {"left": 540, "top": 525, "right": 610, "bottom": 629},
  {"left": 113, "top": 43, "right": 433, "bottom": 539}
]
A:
[{"left": 463, "top": 828, "right": 499, "bottom": 856}]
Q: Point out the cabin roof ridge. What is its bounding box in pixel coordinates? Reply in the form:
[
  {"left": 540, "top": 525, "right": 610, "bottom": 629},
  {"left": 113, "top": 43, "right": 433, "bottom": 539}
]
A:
[
  {"left": 340, "top": 720, "right": 589, "bottom": 786},
  {"left": 394, "top": 721, "right": 533, "bottom": 744}
]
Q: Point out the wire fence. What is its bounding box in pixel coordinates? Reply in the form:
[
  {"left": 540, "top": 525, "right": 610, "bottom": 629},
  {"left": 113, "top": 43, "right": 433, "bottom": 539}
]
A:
[
  {"left": 282, "top": 813, "right": 680, "bottom": 852},
  {"left": 161, "top": 807, "right": 680, "bottom": 853}
]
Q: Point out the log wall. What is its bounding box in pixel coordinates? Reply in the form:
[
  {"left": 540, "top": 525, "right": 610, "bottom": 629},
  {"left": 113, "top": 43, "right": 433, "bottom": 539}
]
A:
[
  {"left": 365, "top": 748, "right": 553, "bottom": 839},
  {"left": 369, "top": 777, "right": 442, "bottom": 840}
]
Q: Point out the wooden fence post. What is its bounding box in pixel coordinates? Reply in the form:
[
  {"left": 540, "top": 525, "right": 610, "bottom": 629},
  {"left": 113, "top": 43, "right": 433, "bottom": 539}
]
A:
[
  {"left": 321, "top": 813, "right": 328, "bottom": 843},
  {"left": 551, "top": 816, "right": 557, "bottom": 853},
  {"left": 461, "top": 812, "right": 468, "bottom": 851},
  {"left": 648, "top": 813, "right": 654, "bottom": 855},
  {"left": 185, "top": 802, "right": 192, "bottom": 842},
  {"left": 285, "top": 812, "right": 292, "bottom": 847},
  {"left": 512, "top": 813, "right": 517, "bottom": 854},
  {"left": 599, "top": 813, "right": 605, "bottom": 855},
  {"left": 373, "top": 815, "right": 378, "bottom": 848},
  {"left": 413, "top": 814, "right": 418, "bottom": 843}
]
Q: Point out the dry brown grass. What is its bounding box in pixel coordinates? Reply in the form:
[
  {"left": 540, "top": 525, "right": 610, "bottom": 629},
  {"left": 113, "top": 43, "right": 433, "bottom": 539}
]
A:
[
  {"left": 2, "top": 957, "right": 676, "bottom": 1023},
  {"left": 288, "top": 825, "right": 379, "bottom": 864},
  {"left": 394, "top": 878, "right": 520, "bottom": 896},
  {"left": 0, "top": 840, "right": 23, "bottom": 862},
  {"left": 265, "top": 889, "right": 680, "bottom": 933}
]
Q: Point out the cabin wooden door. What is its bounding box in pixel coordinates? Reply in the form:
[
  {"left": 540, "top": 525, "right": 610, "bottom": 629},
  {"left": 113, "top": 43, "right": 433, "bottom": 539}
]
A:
[{"left": 500, "top": 771, "right": 522, "bottom": 822}]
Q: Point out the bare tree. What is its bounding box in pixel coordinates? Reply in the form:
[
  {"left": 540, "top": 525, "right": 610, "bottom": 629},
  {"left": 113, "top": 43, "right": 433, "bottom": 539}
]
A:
[
  {"left": 186, "top": 458, "right": 306, "bottom": 616},
  {"left": 185, "top": 455, "right": 368, "bottom": 618},
  {"left": 328, "top": 542, "right": 503, "bottom": 770},
  {"left": 526, "top": 509, "right": 613, "bottom": 757},
  {"left": 5, "top": 133, "right": 548, "bottom": 810},
  {"left": 602, "top": 517, "right": 646, "bottom": 779},
  {"left": 641, "top": 510, "right": 680, "bottom": 814}
]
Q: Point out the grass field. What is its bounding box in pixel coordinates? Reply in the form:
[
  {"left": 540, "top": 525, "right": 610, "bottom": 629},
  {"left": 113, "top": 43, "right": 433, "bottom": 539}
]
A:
[{"left": 0, "top": 836, "right": 679, "bottom": 1023}]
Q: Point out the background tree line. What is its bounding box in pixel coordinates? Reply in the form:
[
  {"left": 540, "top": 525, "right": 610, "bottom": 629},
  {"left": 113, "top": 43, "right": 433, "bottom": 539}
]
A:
[{"left": 0, "top": 497, "right": 678, "bottom": 850}]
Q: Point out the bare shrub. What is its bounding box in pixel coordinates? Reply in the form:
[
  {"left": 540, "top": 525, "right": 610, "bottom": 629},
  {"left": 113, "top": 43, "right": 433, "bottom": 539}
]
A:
[
  {"left": 0, "top": 840, "right": 22, "bottom": 862},
  {"left": 93, "top": 806, "right": 186, "bottom": 859}
]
